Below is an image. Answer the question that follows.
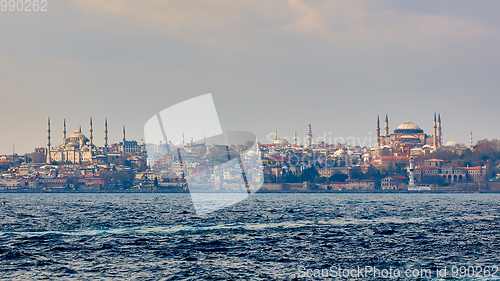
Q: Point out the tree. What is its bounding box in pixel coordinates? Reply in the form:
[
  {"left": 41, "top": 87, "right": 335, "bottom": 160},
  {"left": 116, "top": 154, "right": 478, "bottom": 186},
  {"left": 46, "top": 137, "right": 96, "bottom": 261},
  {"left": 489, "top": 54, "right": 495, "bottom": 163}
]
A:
[
  {"left": 300, "top": 166, "right": 319, "bottom": 183},
  {"left": 328, "top": 173, "right": 348, "bottom": 182},
  {"left": 420, "top": 175, "right": 445, "bottom": 185},
  {"left": 28, "top": 152, "right": 45, "bottom": 163}
]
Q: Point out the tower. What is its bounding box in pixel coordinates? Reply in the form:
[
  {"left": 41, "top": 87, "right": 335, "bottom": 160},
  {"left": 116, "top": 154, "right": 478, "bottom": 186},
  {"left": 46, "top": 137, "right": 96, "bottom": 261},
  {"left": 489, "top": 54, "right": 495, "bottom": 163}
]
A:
[
  {"left": 46, "top": 117, "right": 51, "bottom": 164},
  {"left": 182, "top": 133, "right": 185, "bottom": 146},
  {"left": 275, "top": 129, "right": 277, "bottom": 141},
  {"left": 470, "top": 131, "right": 473, "bottom": 149},
  {"left": 408, "top": 156, "right": 415, "bottom": 188},
  {"left": 376, "top": 115, "right": 381, "bottom": 147},
  {"left": 89, "top": 116, "right": 93, "bottom": 147},
  {"left": 104, "top": 117, "right": 108, "bottom": 151},
  {"left": 63, "top": 118, "right": 67, "bottom": 140},
  {"left": 437, "top": 114, "right": 442, "bottom": 149},
  {"left": 384, "top": 114, "right": 389, "bottom": 137},
  {"left": 122, "top": 125, "right": 126, "bottom": 154},
  {"left": 433, "top": 112, "right": 437, "bottom": 151},
  {"left": 306, "top": 122, "right": 313, "bottom": 147},
  {"left": 294, "top": 129, "right": 297, "bottom": 145}
]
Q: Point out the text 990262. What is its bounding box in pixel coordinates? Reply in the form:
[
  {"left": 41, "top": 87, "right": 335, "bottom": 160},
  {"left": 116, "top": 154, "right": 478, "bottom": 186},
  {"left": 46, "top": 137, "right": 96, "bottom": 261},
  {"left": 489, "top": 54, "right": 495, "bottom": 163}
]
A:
[{"left": 1, "top": 0, "right": 47, "bottom": 11}]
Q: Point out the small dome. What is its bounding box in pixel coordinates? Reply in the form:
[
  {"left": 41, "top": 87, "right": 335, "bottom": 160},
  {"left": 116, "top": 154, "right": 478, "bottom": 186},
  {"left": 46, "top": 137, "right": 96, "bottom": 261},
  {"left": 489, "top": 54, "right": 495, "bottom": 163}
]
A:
[
  {"left": 400, "top": 135, "right": 418, "bottom": 139},
  {"left": 333, "top": 149, "right": 346, "bottom": 157},
  {"left": 273, "top": 138, "right": 289, "bottom": 145},
  {"left": 445, "top": 140, "right": 457, "bottom": 146},
  {"left": 66, "top": 141, "right": 79, "bottom": 147}
]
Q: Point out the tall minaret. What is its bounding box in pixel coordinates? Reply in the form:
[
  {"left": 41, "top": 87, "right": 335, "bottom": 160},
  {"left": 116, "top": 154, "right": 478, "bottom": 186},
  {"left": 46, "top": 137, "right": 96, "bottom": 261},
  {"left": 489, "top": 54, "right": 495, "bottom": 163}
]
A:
[
  {"left": 433, "top": 112, "right": 437, "bottom": 151},
  {"left": 89, "top": 116, "right": 93, "bottom": 148},
  {"left": 294, "top": 129, "right": 297, "bottom": 145},
  {"left": 408, "top": 156, "right": 415, "bottom": 188},
  {"left": 306, "top": 122, "right": 313, "bottom": 147},
  {"left": 104, "top": 117, "right": 108, "bottom": 151},
  {"left": 46, "top": 117, "right": 51, "bottom": 164},
  {"left": 122, "top": 126, "right": 126, "bottom": 154},
  {"left": 437, "top": 113, "right": 442, "bottom": 149},
  {"left": 275, "top": 129, "right": 278, "bottom": 141},
  {"left": 376, "top": 115, "right": 381, "bottom": 147},
  {"left": 384, "top": 114, "right": 389, "bottom": 137},
  {"left": 182, "top": 133, "right": 185, "bottom": 146},
  {"left": 470, "top": 131, "right": 473, "bottom": 149},
  {"left": 79, "top": 125, "right": 82, "bottom": 133},
  {"left": 63, "top": 118, "right": 67, "bottom": 140}
]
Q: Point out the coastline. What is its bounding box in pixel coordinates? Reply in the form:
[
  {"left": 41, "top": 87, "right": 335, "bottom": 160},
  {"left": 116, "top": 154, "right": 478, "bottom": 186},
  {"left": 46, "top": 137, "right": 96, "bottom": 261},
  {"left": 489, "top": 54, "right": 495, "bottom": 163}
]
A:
[{"left": 0, "top": 189, "right": 494, "bottom": 194}]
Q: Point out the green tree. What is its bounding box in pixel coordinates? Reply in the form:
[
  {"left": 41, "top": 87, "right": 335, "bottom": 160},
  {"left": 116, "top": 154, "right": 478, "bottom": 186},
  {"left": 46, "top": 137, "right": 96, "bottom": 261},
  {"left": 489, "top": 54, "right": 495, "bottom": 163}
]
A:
[{"left": 328, "top": 173, "right": 348, "bottom": 182}]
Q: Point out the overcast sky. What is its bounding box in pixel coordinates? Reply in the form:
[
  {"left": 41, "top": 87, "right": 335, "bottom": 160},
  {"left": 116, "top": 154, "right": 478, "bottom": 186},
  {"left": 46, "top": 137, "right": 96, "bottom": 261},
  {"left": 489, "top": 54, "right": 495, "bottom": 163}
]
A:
[{"left": 1, "top": 0, "right": 500, "bottom": 154}]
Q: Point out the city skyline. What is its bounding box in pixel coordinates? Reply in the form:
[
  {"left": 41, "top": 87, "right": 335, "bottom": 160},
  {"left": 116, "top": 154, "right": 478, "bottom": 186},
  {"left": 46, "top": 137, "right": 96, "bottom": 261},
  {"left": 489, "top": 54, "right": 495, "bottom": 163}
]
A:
[{"left": 0, "top": 112, "right": 482, "bottom": 155}]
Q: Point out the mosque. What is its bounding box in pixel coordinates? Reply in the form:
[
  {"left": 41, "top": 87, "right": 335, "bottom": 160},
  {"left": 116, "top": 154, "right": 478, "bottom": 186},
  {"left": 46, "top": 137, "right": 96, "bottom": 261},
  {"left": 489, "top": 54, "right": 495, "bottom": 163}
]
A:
[
  {"left": 45, "top": 117, "right": 132, "bottom": 164},
  {"left": 376, "top": 113, "right": 442, "bottom": 156}
]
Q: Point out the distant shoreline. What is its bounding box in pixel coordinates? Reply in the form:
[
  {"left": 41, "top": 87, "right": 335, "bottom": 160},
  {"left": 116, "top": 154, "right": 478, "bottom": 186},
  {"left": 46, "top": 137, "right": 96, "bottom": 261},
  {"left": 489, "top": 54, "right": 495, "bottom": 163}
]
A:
[{"left": 0, "top": 190, "right": 496, "bottom": 194}]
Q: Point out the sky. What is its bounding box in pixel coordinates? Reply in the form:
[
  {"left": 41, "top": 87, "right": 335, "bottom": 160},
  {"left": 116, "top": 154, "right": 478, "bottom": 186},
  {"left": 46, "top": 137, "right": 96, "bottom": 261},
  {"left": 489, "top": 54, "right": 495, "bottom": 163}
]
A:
[{"left": 1, "top": 0, "right": 500, "bottom": 154}]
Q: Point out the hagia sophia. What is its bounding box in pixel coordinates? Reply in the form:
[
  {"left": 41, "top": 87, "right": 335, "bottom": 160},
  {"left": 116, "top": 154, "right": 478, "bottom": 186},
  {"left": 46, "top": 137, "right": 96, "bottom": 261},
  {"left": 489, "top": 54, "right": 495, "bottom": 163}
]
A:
[{"left": 375, "top": 113, "right": 445, "bottom": 156}]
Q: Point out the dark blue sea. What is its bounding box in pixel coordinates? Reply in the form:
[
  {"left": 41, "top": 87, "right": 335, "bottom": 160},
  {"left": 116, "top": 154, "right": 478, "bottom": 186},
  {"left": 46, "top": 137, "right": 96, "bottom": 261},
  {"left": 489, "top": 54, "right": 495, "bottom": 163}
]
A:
[{"left": 1, "top": 193, "right": 499, "bottom": 280}]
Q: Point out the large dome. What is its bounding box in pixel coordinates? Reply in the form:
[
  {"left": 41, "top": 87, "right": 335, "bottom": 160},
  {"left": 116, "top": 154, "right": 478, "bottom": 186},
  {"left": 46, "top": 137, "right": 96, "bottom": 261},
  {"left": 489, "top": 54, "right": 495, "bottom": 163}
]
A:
[
  {"left": 69, "top": 131, "right": 87, "bottom": 139},
  {"left": 394, "top": 120, "right": 424, "bottom": 134}
]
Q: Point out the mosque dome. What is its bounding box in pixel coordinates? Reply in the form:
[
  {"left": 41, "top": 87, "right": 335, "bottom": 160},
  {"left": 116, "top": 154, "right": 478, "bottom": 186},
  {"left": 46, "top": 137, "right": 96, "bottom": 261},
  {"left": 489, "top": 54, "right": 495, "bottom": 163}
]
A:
[
  {"left": 69, "top": 131, "right": 86, "bottom": 139},
  {"left": 273, "top": 138, "right": 289, "bottom": 145},
  {"left": 394, "top": 120, "right": 424, "bottom": 134},
  {"left": 445, "top": 140, "right": 457, "bottom": 147},
  {"left": 66, "top": 140, "right": 79, "bottom": 147},
  {"left": 333, "top": 149, "right": 347, "bottom": 157}
]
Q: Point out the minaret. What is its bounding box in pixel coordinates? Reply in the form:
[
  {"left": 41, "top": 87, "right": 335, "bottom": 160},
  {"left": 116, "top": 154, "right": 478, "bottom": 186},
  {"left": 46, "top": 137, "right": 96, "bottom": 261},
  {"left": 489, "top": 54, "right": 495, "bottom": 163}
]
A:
[
  {"left": 203, "top": 134, "right": 206, "bottom": 145},
  {"left": 89, "top": 116, "right": 93, "bottom": 148},
  {"left": 408, "top": 156, "right": 415, "bottom": 188},
  {"left": 104, "top": 117, "right": 108, "bottom": 151},
  {"left": 306, "top": 122, "right": 313, "bottom": 147},
  {"left": 376, "top": 115, "right": 381, "bottom": 147},
  {"left": 275, "top": 129, "right": 277, "bottom": 141},
  {"left": 79, "top": 125, "right": 82, "bottom": 133},
  {"left": 294, "top": 129, "right": 297, "bottom": 145},
  {"left": 46, "top": 117, "right": 51, "bottom": 164},
  {"left": 63, "top": 118, "right": 67, "bottom": 140},
  {"left": 433, "top": 112, "right": 437, "bottom": 151},
  {"left": 437, "top": 114, "right": 442, "bottom": 149},
  {"left": 470, "top": 131, "right": 473, "bottom": 149},
  {"left": 384, "top": 114, "right": 389, "bottom": 137},
  {"left": 182, "top": 133, "right": 185, "bottom": 146},
  {"left": 122, "top": 126, "right": 126, "bottom": 154}
]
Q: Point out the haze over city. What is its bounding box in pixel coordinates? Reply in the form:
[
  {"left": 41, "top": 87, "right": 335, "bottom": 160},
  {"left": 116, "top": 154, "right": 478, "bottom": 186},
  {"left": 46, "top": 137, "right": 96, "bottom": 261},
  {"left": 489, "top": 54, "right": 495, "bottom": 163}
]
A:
[{"left": 2, "top": 0, "right": 500, "bottom": 155}]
